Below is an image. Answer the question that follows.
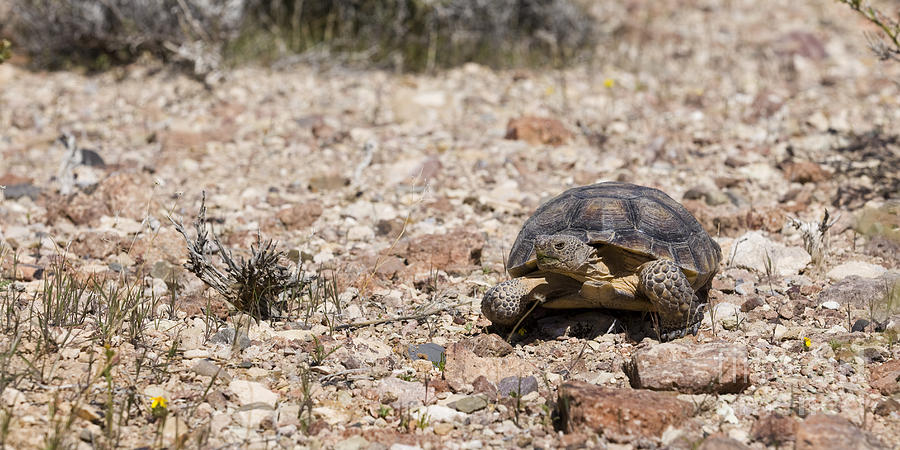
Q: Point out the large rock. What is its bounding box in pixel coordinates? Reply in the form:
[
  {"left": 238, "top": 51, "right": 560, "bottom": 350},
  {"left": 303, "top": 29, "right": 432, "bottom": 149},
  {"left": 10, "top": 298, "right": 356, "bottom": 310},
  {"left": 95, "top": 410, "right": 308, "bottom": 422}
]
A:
[
  {"left": 729, "top": 231, "right": 810, "bottom": 277},
  {"left": 827, "top": 261, "right": 888, "bottom": 281},
  {"left": 750, "top": 412, "right": 797, "bottom": 446},
  {"left": 557, "top": 381, "right": 692, "bottom": 443},
  {"left": 625, "top": 342, "right": 750, "bottom": 394},
  {"left": 443, "top": 341, "right": 533, "bottom": 385},
  {"left": 393, "top": 229, "right": 484, "bottom": 275},
  {"left": 817, "top": 273, "right": 899, "bottom": 308},
  {"left": 794, "top": 414, "right": 888, "bottom": 450}
]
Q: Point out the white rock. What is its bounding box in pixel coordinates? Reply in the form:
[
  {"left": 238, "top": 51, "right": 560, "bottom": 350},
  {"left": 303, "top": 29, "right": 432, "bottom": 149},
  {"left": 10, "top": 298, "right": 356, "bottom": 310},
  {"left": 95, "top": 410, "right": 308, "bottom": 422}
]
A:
[
  {"left": 703, "top": 302, "right": 742, "bottom": 328},
  {"left": 347, "top": 225, "right": 374, "bottom": 241},
  {"left": 826, "top": 261, "right": 887, "bottom": 281},
  {"left": 416, "top": 405, "right": 467, "bottom": 423},
  {"left": 229, "top": 380, "right": 278, "bottom": 407},
  {"left": 183, "top": 349, "right": 210, "bottom": 359},
  {"left": 821, "top": 301, "right": 841, "bottom": 310},
  {"left": 773, "top": 324, "right": 788, "bottom": 341},
  {"left": 334, "top": 435, "right": 369, "bottom": 450},
  {"left": 273, "top": 329, "right": 314, "bottom": 342},
  {"left": 1, "top": 387, "right": 26, "bottom": 408},
  {"left": 729, "top": 231, "right": 811, "bottom": 277},
  {"left": 716, "top": 402, "right": 739, "bottom": 424}
]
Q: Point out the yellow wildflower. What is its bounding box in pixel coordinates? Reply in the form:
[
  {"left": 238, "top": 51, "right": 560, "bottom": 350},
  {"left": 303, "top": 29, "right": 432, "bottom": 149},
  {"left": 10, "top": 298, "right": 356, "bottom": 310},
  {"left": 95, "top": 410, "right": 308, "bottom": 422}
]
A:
[
  {"left": 151, "top": 396, "right": 167, "bottom": 409},
  {"left": 603, "top": 78, "right": 615, "bottom": 88},
  {"left": 802, "top": 337, "right": 812, "bottom": 350}
]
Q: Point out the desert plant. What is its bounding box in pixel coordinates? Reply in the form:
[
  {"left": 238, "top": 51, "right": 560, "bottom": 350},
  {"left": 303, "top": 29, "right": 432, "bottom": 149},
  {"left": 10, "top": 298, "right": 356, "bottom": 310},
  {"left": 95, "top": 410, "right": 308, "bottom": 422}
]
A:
[
  {"left": 170, "top": 193, "right": 302, "bottom": 321},
  {"left": 837, "top": 0, "right": 900, "bottom": 62}
]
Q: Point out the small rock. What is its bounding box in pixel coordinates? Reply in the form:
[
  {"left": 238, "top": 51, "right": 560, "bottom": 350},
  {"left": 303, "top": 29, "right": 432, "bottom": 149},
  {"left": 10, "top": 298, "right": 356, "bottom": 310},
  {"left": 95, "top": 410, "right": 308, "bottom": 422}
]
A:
[
  {"left": 210, "top": 328, "right": 251, "bottom": 350},
  {"left": 377, "top": 377, "right": 434, "bottom": 408},
  {"left": 795, "top": 414, "right": 888, "bottom": 449},
  {"left": 704, "top": 303, "right": 742, "bottom": 329},
  {"left": 394, "top": 229, "right": 484, "bottom": 275},
  {"left": 781, "top": 161, "right": 829, "bottom": 183},
  {"left": 448, "top": 396, "right": 488, "bottom": 414},
  {"left": 699, "top": 434, "right": 751, "bottom": 450},
  {"left": 415, "top": 404, "right": 466, "bottom": 423},
  {"left": 820, "top": 301, "right": 841, "bottom": 310},
  {"left": 11, "top": 263, "right": 43, "bottom": 281},
  {"left": 334, "top": 435, "right": 369, "bottom": 450},
  {"left": 874, "top": 398, "right": 900, "bottom": 416},
  {"left": 443, "top": 341, "right": 533, "bottom": 385},
  {"left": 472, "top": 376, "right": 498, "bottom": 399},
  {"left": 192, "top": 359, "right": 232, "bottom": 383},
  {"left": 408, "top": 343, "right": 445, "bottom": 364},
  {"left": 558, "top": 381, "right": 692, "bottom": 443},
  {"left": 497, "top": 376, "right": 538, "bottom": 398},
  {"left": 308, "top": 174, "right": 349, "bottom": 192},
  {"left": 464, "top": 334, "right": 513, "bottom": 357},
  {"left": 433, "top": 422, "right": 454, "bottom": 435},
  {"left": 625, "top": 342, "right": 750, "bottom": 394},
  {"left": 869, "top": 359, "right": 900, "bottom": 396},
  {"left": 750, "top": 412, "right": 797, "bottom": 446},
  {"left": 730, "top": 231, "right": 811, "bottom": 277},
  {"left": 851, "top": 319, "right": 871, "bottom": 332},
  {"left": 505, "top": 116, "right": 572, "bottom": 146},
  {"left": 276, "top": 201, "right": 324, "bottom": 229},
  {"left": 741, "top": 296, "right": 765, "bottom": 312},
  {"left": 229, "top": 380, "right": 278, "bottom": 408},
  {"left": 2, "top": 183, "right": 41, "bottom": 200},
  {"left": 827, "top": 261, "right": 887, "bottom": 281}
]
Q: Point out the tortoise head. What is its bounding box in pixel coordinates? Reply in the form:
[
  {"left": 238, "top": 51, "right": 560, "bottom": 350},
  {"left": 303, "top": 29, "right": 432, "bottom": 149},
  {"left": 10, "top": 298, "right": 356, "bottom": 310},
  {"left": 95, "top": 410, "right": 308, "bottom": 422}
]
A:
[{"left": 534, "top": 234, "right": 595, "bottom": 275}]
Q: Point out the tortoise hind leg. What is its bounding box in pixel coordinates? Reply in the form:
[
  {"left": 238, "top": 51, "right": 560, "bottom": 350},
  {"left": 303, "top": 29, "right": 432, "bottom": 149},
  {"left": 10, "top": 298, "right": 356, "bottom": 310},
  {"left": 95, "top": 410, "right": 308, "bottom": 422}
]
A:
[{"left": 637, "top": 259, "right": 705, "bottom": 341}]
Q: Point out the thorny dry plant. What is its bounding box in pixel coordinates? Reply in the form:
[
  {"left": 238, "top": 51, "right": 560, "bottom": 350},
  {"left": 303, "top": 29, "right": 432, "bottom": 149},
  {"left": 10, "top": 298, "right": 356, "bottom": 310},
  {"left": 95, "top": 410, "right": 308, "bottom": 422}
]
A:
[
  {"left": 838, "top": 0, "right": 900, "bottom": 62},
  {"left": 790, "top": 209, "right": 840, "bottom": 270},
  {"left": 169, "top": 192, "right": 301, "bottom": 320}
]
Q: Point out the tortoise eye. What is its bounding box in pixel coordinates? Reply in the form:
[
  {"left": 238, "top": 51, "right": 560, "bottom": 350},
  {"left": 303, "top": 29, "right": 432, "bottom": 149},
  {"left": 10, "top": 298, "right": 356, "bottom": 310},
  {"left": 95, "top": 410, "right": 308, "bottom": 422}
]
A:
[{"left": 554, "top": 242, "right": 566, "bottom": 250}]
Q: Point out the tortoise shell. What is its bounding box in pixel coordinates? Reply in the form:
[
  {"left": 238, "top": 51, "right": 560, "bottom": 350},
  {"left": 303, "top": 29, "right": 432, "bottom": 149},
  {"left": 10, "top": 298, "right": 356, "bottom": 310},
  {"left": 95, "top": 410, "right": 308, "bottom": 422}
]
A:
[{"left": 507, "top": 182, "right": 722, "bottom": 289}]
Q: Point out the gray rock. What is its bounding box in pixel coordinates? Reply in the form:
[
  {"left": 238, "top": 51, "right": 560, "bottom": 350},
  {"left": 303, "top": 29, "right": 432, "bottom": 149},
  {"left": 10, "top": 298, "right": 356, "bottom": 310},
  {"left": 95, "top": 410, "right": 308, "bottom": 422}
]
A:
[
  {"left": 408, "top": 343, "right": 445, "bottom": 364},
  {"left": 826, "top": 261, "right": 887, "bottom": 281},
  {"left": 448, "top": 395, "right": 488, "bottom": 414},
  {"left": 192, "top": 359, "right": 232, "bottom": 383},
  {"left": 211, "top": 328, "right": 251, "bottom": 350},
  {"left": 497, "top": 375, "right": 538, "bottom": 398},
  {"left": 817, "top": 273, "right": 899, "bottom": 308},
  {"left": 2, "top": 183, "right": 41, "bottom": 200},
  {"left": 377, "top": 377, "right": 433, "bottom": 408}
]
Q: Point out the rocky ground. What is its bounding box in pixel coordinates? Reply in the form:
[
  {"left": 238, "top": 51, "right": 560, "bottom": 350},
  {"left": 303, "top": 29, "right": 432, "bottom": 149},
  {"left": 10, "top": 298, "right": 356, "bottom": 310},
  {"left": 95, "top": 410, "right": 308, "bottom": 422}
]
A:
[{"left": 2, "top": 0, "right": 900, "bottom": 448}]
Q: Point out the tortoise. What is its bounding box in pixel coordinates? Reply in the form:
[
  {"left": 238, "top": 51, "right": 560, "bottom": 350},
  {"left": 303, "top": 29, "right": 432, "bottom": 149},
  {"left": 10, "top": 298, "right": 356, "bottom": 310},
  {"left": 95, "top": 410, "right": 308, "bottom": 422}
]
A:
[{"left": 482, "top": 182, "right": 722, "bottom": 341}]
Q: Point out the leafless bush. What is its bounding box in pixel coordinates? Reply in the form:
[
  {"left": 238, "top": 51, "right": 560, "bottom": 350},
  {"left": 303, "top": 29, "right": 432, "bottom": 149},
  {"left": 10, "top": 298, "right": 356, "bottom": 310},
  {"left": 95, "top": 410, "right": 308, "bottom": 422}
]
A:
[
  {"left": 7, "top": 0, "right": 247, "bottom": 76},
  {"left": 837, "top": 0, "right": 900, "bottom": 62},
  {"left": 244, "top": 0, "right": 599, "bottom": 70}
]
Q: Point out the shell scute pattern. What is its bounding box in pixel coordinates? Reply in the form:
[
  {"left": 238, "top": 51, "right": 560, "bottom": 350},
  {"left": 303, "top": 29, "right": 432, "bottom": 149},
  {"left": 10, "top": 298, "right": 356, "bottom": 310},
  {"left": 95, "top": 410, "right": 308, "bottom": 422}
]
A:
[{"left": 507, "top": 182, "right": 721, "bottom": 285}]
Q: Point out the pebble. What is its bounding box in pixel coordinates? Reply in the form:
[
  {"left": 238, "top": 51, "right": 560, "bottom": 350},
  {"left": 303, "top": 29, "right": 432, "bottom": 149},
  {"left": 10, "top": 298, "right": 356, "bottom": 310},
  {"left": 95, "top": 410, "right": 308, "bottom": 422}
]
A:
[
  {"left": 821, "top": 301, "right": 841, "bottom": 310},
  {"left": 229, "top": 380, "right": 278, "bottom": 407}
]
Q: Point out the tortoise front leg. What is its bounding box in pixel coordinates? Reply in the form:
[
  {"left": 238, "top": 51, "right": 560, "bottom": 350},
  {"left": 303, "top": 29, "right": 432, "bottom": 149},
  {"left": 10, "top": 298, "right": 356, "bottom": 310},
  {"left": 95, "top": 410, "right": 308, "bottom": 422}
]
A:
[
  {"left": 637, "top": 259, "right": 705, "bottom": 341},
  {"left": 481, "top": 273, "right": 580, "bottom": 326}
]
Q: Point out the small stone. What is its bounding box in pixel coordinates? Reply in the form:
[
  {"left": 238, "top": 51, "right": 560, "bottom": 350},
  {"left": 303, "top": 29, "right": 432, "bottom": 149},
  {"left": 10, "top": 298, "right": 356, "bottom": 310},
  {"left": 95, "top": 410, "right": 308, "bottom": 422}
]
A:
[
  {"left": 750, "top": 412, "right": 797, "bottom": 446},
  {"left": 229, "top": 380, "right": 278, "bottom": 408},
  {"left": 464, "top": 334, "right": 513, "bottom": 357},
  {"left": 433, "top": 422, "right": 454, "bottom": 435},
  {"left": 472, "top": 376, "right": 498, "bottom": 399},
  {"left": 729, "top": 231, "right": 811, "bottom": 277},
  {"left": 504, "top": 116, "right": 573, "bottom": 146},
  {"left": 869, "top": 359, "right": 900, "bottom": 396},
  {"left": 192, "top": 359, "right": 232, "bottom": 382},
  {"left": 377, "top": 377, "right": 434, "bottom": 408},
  {"left": 741, "top": 296, "right": 764, "bottom": 312},
  {"left": 558, "top": 381, "right": 692, "bottom": 442},
  {"left": 408, "top": 343, "right": 445, "bottom": 364},
  {"left": 333, "top": 435, "right": 369, "bottom": 450},
  {"left": 276, "top": 201, "right": 324, "bottom": 229},
  {"left": 443, "top": 341, "right": 533, "bottom": 385},
  {"left": 699, "top": 434, "right": 751, "bottom": 449},
  {"left": 851, "top": 319, "right": 871, "bottom": 332},
  {"left": 625, "top": 342, "right": 750, "bottom": 394},
  {"left": 818, "top": 273, "right": 899, "bottom": 308},
  {"left": 826, "top": 261, "right": 887, "bottom": 281},
  {"left": 448, "top": 396, "right": 488, "bottom": 414},
  {"left": 210, "top": 328, "right": 251, "bottom": 350},
  {"left": 497, "top": 376, "right": 538, "bottom": 398},
  {"left": 795, "top": 414, "right": 888, "bottom": 449},
  {"left": 2, "top": 183, "right": 41, "bottom": 200},
  {"left": 874, "top": 398, "right": 900, "bottom": 416},
  {"left": 821, "top": 301, "right": 841, "bottom": 310}
]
